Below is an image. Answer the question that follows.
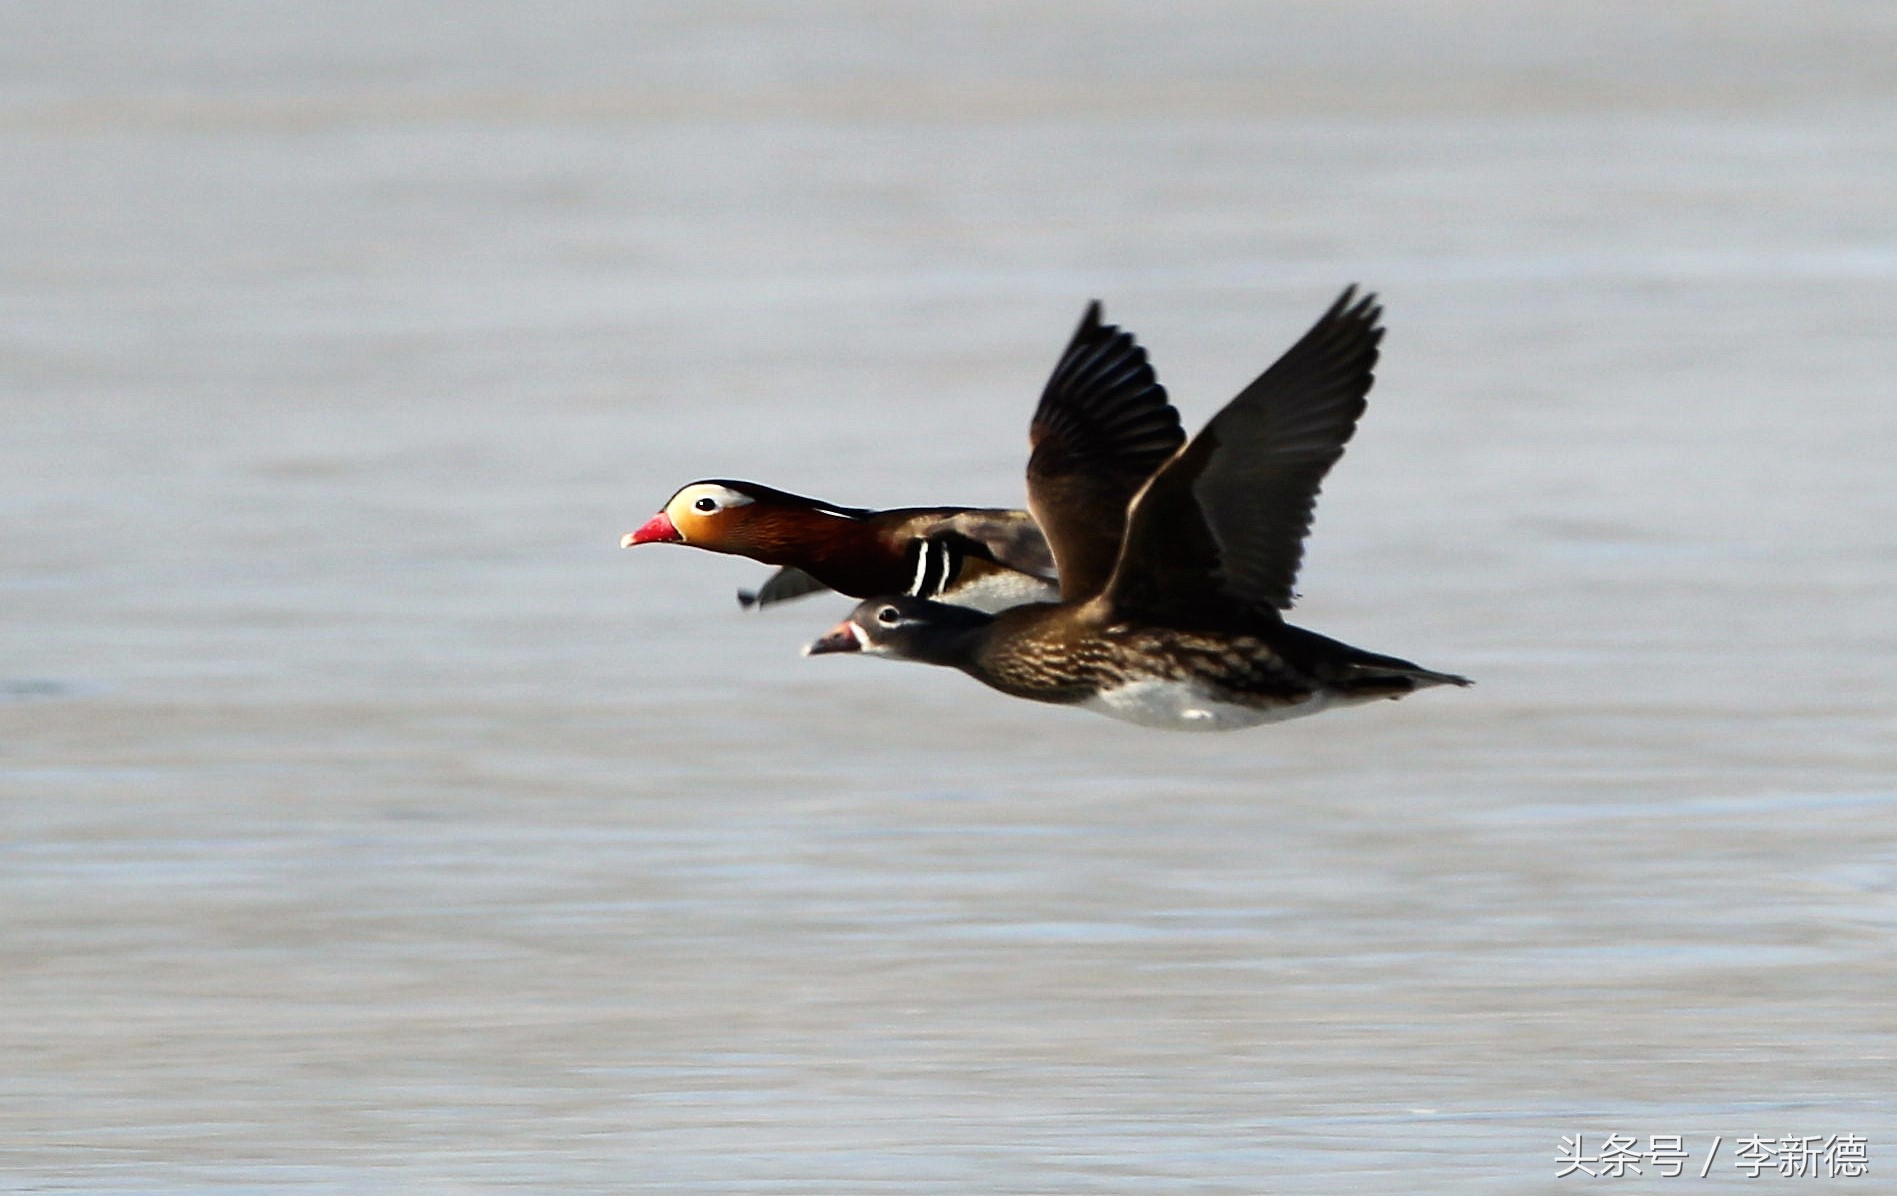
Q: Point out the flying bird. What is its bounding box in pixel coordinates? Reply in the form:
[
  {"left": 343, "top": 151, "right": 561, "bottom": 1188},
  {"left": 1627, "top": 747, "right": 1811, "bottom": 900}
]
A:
[
  {"left": 623, "top": 303, "right": 1183, "bottom": 611},
  {"left": 806, "top": 288, "right": 1470, "bottom": 730}
]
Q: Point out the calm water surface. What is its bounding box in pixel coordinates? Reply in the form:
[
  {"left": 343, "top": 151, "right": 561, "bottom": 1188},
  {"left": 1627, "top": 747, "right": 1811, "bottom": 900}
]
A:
[{"left": 3, "top": 4, "right": 1894, "bottom": 1192}]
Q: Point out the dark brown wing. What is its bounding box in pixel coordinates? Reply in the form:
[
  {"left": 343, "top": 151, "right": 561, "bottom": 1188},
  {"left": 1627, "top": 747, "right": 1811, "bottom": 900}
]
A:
[
  {"left": 1025, "top": 302, "right": 1186, "bottom": 601},
  {"left": 876, "top": 507, "right": 1057, "bottom": 580},
  {"left": 929, "top": 509, "right": 1056, "bottom": 578},
  {"left": 737, "top": 566, "right": 831, "bottom": 609},
  {"left": 1101, "top": 287, "right": 1384, "bottom": 626}
]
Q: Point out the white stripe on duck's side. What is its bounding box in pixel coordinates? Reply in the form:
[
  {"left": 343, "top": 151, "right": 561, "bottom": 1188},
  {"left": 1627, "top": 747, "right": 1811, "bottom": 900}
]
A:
[
  {"left": 905, "top": 540, "right": 1059, "bottom": 613},
  {"left": 909, "top": 538, "right": 955, "bottom": 599}
]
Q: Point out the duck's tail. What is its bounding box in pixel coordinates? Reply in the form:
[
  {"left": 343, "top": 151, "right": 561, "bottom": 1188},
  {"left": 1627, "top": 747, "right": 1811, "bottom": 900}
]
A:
[
  {"left": 1278, "top": 625, "right": 1473, "bottom": 697},
  {"left": 1337, "top": 656, "right": 1472, "bottom": 699}
]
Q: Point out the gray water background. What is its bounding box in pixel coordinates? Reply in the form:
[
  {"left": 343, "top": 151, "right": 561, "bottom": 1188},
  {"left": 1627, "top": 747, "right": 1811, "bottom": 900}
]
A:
[{"left": 2, "top": 3, "right": 1894, "bottom": 1192}]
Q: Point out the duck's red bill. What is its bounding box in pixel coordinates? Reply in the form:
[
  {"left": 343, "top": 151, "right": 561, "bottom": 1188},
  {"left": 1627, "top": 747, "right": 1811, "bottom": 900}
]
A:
[
  {"left": 804, "top": 622, "right": 864, "bottom": 656},
  {"left": 622, "top": 511, "right": 681, "bottom": 547}
]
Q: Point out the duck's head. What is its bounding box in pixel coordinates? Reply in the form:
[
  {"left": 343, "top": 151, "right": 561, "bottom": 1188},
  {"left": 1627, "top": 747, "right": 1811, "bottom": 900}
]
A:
[
  {"left": 804, "top": 594, "right": 994, "bottom": 666},
  {"left": 621, "top": 481, "right": 764, "bottom": 551},
  {"left": 623, "top": 479, "right": 868, "bottom": 556}
]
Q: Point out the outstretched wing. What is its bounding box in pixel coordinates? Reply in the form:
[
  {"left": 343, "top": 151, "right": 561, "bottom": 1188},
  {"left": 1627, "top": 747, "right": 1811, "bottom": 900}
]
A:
[
  {"left": 737, "top": 566, "right": 830, "bottom": 609},
  {"left": 1025, "top": 302, "right": 1186, "bottom": 601},
  {"left": 1102, "top": 287, "right": 1384, "bottom": 625}
]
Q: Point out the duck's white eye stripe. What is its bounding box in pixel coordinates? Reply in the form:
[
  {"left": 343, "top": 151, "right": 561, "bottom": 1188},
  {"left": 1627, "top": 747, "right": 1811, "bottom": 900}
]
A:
[{"left": 677, "top": 484, "right": 754, "bottom": 511}]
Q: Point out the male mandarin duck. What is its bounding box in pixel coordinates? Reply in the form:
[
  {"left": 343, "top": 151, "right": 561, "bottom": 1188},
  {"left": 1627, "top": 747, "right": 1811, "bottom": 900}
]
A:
[
  {"left": 806, "top": 287, "right": 1471, "bottom": 731},
  {"left": 623, "top": 302, "right": 1185, "bottom": 612},
  {"left": 625, "top": 484, "right": 1056, "bottom": 611}
]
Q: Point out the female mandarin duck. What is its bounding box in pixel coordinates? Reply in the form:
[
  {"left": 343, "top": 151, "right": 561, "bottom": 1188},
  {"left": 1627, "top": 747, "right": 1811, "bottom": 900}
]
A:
[
  {"left": 806, "top": 288, "right": 1471, "bottom": 731},
  {"left": 623, "top": 303, "right": 1185, "bottom": 612}
]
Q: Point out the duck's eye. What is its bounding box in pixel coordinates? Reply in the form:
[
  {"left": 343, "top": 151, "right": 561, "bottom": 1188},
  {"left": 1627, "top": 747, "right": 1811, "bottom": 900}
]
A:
[
  {"left": 693, "top": 497, "right": 718, "bottom": 513},
  {"left": 876, "top": 605, "right": 901, "bottom": 626}
]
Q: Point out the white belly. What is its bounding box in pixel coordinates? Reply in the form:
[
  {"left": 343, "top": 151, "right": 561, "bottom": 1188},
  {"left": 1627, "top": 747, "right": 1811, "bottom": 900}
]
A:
[
  {"left": 1079, "top": 679, "right": 1343, "bottom": 732},
  {"left": 939, "top": 572, "right": 1061, "bottom": 614}
]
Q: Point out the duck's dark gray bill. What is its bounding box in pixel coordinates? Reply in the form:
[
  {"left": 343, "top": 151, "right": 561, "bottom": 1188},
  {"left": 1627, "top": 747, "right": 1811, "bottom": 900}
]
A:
[{"left": 803, "top": 622, "right": 863, "bottom": 656}]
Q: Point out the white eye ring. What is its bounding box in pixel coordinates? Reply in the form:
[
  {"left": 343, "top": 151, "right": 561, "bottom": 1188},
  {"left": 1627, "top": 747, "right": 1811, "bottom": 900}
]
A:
[
  {"left": 876, "top": 605, "right": 901, "bottom": 626},
  {"left": 693, "top": 496, "right": 718, "bottom": 512}
]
